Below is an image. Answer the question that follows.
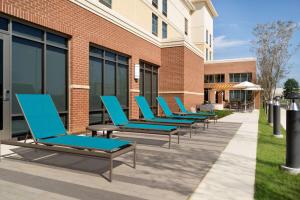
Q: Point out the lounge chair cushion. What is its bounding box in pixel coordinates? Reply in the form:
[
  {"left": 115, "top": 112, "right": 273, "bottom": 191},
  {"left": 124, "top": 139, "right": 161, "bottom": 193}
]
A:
[
  {"left": 147, "top": 118, "right": 194, "bottom": 124},
  {"left": 16, "top": 94, "right": 67, "bottom": 140},
  {"left": 122, "top": 123, "right": 177, "bottom": 131},
  {"left": 39, "top": 135, "right": 131, "bottom": 152},
  {"left": 101, "top": 96, "right": 129, "bottom": 126}
]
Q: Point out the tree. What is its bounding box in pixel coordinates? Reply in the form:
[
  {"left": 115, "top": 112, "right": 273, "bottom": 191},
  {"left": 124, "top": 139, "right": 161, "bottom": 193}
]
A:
[
  {"left": 283, "top": 78, "right": 299, "bottom": 98},
  {"left": 252, "top": 21, "right": 299, "bottom": 101}
]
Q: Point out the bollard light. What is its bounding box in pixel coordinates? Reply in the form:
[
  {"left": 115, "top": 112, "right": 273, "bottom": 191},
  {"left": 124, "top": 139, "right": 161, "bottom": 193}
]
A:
[
  {"left": 268, "top": 100, "right": 273, "bottom": 125},
  {"left": 281, "top": 92, "right": 300, "bottom": 174},
  {"left": 273, "top": 96, "right": 282, "bottom": 138}
]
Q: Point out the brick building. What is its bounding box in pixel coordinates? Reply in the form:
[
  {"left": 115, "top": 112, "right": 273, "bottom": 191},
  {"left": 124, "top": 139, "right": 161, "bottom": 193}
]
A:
[{"left": 0, "top": 0, "right": 257, "bottom": 139}]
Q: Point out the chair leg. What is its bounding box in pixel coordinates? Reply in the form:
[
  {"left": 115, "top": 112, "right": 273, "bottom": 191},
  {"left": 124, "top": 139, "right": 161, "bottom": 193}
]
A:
[
  {"left": 133, "top": 145, "right": 136, "bottom": 169},
  {"left": 109, "top": 157, "right": 113, "bottom": 182}
]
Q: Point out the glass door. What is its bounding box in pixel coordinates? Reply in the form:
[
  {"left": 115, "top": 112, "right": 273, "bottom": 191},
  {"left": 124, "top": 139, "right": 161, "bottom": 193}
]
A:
[{"left": 0, "top": 33, "right": 11, "bottom": 140}]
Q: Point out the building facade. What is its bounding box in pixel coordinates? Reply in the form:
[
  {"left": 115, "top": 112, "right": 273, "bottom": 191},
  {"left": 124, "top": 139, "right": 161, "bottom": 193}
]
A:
[{"left": 0, "top": 0, "right": 257, "bottom": 139}]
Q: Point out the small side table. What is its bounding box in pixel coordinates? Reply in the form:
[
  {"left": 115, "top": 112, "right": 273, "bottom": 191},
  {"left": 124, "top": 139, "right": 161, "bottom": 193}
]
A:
[{"left": 86, "top": 125, "right": 119, "bottom": 138}]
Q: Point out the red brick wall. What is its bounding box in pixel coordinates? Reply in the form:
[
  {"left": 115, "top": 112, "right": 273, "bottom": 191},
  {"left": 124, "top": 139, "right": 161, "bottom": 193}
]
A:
[
  {"left": 1, "top": 0, "right": 161, "bottom": 132},
  {"left": 204, "top": 60, "right": 259, "bottom": 109},
  {"left": 159, "top": 47, "right": 204, "bottom": 114}
]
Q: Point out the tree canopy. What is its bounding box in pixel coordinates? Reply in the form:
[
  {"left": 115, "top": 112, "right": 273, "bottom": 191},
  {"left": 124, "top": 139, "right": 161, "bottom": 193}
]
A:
[{"left": 283, "top": 78, "right": 299, "bottom": 98}]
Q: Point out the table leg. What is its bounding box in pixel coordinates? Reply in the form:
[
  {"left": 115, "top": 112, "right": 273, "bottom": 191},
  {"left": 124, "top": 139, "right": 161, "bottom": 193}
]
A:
[
  {"left": 92, "top": 131, "right": 97, "bottom": 137},
  {"left": 107, "top": 130, "right": 113, "bottom": 138}
]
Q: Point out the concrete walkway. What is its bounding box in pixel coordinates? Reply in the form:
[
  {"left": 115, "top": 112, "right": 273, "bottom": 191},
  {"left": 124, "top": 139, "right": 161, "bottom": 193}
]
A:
[{"left": 189, "top": 110, "right": 259, "bottom": 200}]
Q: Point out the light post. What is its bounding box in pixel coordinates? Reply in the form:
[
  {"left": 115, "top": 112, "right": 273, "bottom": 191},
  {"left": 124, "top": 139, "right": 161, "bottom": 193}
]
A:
[
  {"left": 281, "top": 92, "right": 300, "bottom": 174},
  {"left": 273, "top": 96, "right": 282, "bottom": 138},
  {"left": 268, "top": 100, "right": 273, "bottom": 125}
]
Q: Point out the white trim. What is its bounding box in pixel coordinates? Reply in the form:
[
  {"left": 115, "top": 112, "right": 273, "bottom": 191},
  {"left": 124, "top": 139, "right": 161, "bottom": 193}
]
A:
[
  {"left": 130, "top": 89, "right": 140, "bottom": 93},
  {"left": 159, "top": 91, "right": 204, "bottom": 95},
  {"left": 161, "top": 38, "right": 204, "bottom": 58},
  {"left": 70, "top": 84, "right": 90, "bottom": 89},
  {"left": 205, "top": 57, "right": 257, "bottom": 64},
  {"left": 69, "top": 0, "right": 204, "bottom": 59},
  {"left": 70, "top": 0, "right": 161, "bottom": 46}
]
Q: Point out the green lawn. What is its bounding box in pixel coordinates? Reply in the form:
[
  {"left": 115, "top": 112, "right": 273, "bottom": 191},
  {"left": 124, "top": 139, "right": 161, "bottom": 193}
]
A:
[
  {"left": 254, "top": 108, "right": 300, "bottom": 200},
  {"left": 215, "top": 110, "right": 233, "bottom": 119}
]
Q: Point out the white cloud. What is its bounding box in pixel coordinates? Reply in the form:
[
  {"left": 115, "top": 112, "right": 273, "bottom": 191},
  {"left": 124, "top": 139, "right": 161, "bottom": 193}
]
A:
[{"left": 214, "top": 35, "right": 250, "bottom": 49}]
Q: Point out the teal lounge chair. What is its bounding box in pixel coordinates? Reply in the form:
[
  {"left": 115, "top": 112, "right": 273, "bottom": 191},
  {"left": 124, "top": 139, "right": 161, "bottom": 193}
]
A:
[
  {"left": 0, "top": 94, "right": 136, "bottom": 182},
  {"left": 174, "top": 97, "right": 218, "bottom": 123},
  {"left": 101, "top": 96, "right": 179, "bottom": 148},
  {"left": 135, "top": 96, "right": 197, "bottom": 138},
  {"left": 157, "top": 96, "right": 209, "bottom": 128}
]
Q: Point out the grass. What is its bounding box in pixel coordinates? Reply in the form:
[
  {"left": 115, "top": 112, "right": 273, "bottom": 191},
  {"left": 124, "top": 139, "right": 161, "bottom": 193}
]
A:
[
  {"left": 215, "top": 110, "right": 233, "bottom": 119},
  {"left": 254, "top": 108, "right": 300, "bottom": 200}
]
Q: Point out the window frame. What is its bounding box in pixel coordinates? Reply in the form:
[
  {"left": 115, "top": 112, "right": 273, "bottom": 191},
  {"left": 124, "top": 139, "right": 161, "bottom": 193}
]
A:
[
  {"left": 162, "top": 0, "right": 168, "bottom": 17},
  {"left": 7, "top": 18, "right": 69, "bottom": 137},
  {"left": 162, "top": 21, "right": 168, "bottom": 39},
  {"left": 184, "top": 18, "right": 188, "bottom": 35},
  {"left": 152, "top": 13, "right": 158, "bottom": 36},
  {"left": 89, "top": 44, "right": 130, "bottom": 125},
  {"left": 139, "top": 60, "right": 159, "bottom": 115},
  {"left": 152, "top": 0, "right": 158, "bottom": 8}
]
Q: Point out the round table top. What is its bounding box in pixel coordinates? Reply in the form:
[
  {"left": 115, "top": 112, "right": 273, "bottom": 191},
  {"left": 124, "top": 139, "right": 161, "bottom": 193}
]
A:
[{"left": 86, "top": 124, "right": 119, "bottom": 132}]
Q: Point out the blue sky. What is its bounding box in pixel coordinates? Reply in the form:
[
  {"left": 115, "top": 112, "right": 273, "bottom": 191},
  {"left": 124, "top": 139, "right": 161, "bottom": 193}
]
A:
[{"left": 212, "top": 0, "right": 300, "bottom": 86}]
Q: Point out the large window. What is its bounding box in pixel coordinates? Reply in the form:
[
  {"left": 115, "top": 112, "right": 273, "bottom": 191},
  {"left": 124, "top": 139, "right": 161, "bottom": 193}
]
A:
[
  {"left": 89, "top": 45, "right": 129, "bottom": 125},
  {"left": 152, "top": 13, "right": 158, "bottom": 36},
  {"left": 99, "top": 0, "right": 112, "bottom": 8},
  {"left": 11, "top": 21, "right": 68, "bottom": 137},
  {"left": 162, "top": 21, "right": 168, "bottom": 39},
  {"left": 229, "top": 73, "right": 252, "bottom": 83},
  {"left": 209, "top": 34, "right": 212, "bottom": 47},
  {"left": 229, "top": 90, "right": 252, "bottom": 102},
  {"left": 206, "top": 48, "right": 208, "bottom": 61},
  {"left": 204, "top": 74, "right": 225, "bottom": 83},
  {"left": 162, "top": 0, "right": 168, "bottom": 16},
  {"left": 140, "top": 61, "right": 158, "bottom": 115}
]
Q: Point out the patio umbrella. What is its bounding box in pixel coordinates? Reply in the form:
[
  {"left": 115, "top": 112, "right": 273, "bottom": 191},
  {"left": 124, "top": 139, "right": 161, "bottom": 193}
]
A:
[{"left": 233, "top": 81, "right": 262, "bottom": 111}]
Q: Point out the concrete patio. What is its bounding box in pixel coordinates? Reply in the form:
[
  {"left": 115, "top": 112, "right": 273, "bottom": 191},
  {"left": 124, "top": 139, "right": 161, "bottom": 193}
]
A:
[{"left": 0, "top": 120, "right": 241, "bottom": 200}]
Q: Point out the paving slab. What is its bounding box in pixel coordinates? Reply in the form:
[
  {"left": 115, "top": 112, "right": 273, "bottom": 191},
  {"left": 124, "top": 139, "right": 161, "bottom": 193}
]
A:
[
  {"left": 189, "top": 110, "right": 259, "bottom": 200},
  {"left": 0, "top": 121, "right": 240, "bottom": 200}
]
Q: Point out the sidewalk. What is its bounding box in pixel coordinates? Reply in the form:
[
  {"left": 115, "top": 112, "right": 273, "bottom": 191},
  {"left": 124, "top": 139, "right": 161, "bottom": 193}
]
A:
[{"left": 189, "top": 110, "right": 259, "bottom": 200}]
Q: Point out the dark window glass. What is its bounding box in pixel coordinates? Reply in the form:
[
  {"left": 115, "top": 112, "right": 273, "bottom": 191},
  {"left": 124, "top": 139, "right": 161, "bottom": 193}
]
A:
[
  {"left": 140, "top": 61, "right": 158, "bottom": 115},
  {"left": 152, "top": 14, "right": 158, "bottom": 36},
  {"left": 0, "top": 17, "right": 9, "bottom": 31},
  {"left": 220, "top": 74, "right": 225, "bottom": 82},
  {"left": 12, "top": 22, "right": 43, "bottom": 41},
  {"left": 206, "top": 48, "right": 208, "bottom": 61},
  {"left": 162, "top": 0, "right": 168, "bottom": 16},
  {"left": 47, "top": 32, "right": 67, "bottom": 47},
  {"left": 89, "top": 56, "right": 103, "bottom": 111},
  {"left": 185, "top": 18, "right": 188, "bottom": 35},
  {"left": 46, "top": 46, "right": 67, "bottom": 112},
  {"left": 229, "top": 74, "right": 234, "bottom": 82},
  {"left": 234, "top": 73, "right": 240, "bottom": 82},
  {"left": 152, "top": 73, "right": 158, "bottom": 108},
  {"left": 241, "top": 73, "right": 247, "bottom": 82},
  {"left": 117, "top": 64, "right": 128, "bottom": 107},
  {"left": 152, "top": 0, "right": 158, "bottom": 8},
  {"left": 208, "top": 75, "right": 214, "bottom": 83},
  {"left": 215, "top": 74, "right": 221, "bottom": 83},
  {"left": 206, "top": 30, "right": 208, "bottom": 44},
  {"left": 89, "top": 46, "right": 129, "bottom": 124},
  {"left": 105, "top": 51, "right": 116, "bottom": 61},
  {"left": 209, "top": 34, "right": 212, "bottom": 47},
  {"left": 12, "top": 37, "right": 42, "bottom": 115},
  {"left": 118, "top": 55, "right": 129, "bottom": 64},
  {"left": 209, "top": 51, "right": 212, "bottom": 60},
  {"left": 204, "top": 75, "right": 208, "bottom": 83},
  {"left": 99, "top": 0, "right": 112, "bottom": 8},
  {"left": 90, "top": 46, "right": 104, "bottom": 57},
  {"left": 248, "top": 73, "right": 252, "bottom": 82},
  {"left": 103, "top": 60, "right": 116, "bottom": 95},
  {"left": 162, "top": 21, "right": 168, "bottom": 39}
]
